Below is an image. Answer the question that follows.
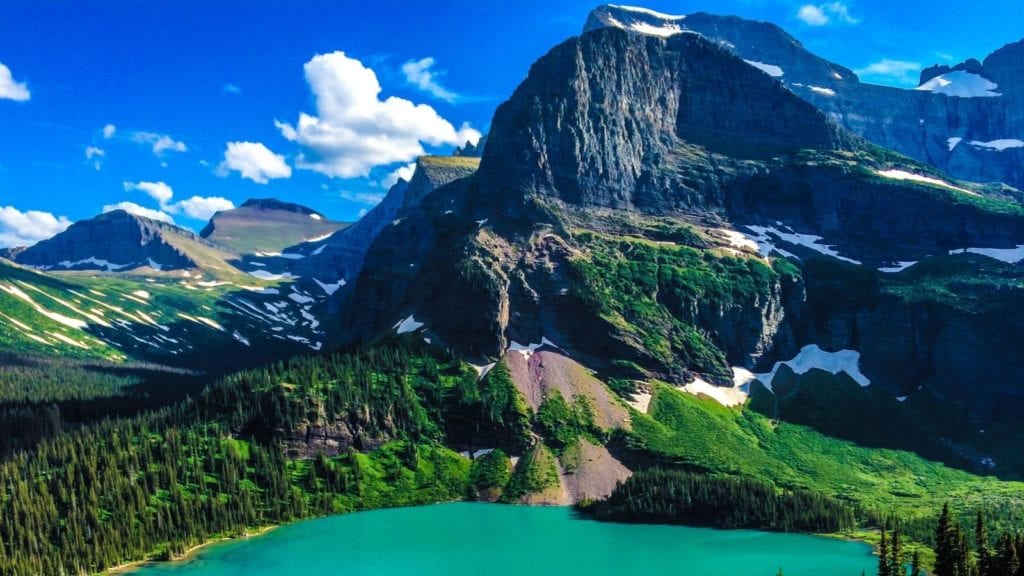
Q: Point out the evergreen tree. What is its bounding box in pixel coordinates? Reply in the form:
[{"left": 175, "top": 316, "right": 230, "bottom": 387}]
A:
[
  {"left": 889, "top": 522, "right": 903, "bottom": 576},
  {"left": 910, "top": 550, "right": 922, "bottom": 576},
  {"left": 976, "top": 511, "right": 991, "bottom": 576},
  {"left": 935, "top": 503, "right": 955, "bottom": 576},
  {"left": 879, "top": 523, "right": 891, "bottom": 576}
]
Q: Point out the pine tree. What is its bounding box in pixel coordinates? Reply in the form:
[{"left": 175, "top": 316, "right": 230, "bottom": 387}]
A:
[
  {"left": 935, "top": 503, "right": 955, "bottom": 576},
  {"left": 889, "top": 522, "right": 903, "bottom": 576},
  {"left": 879, "top": 523, "right": 891, "bottom": 576},
  {"left": 976, "top": 511, "right": 991, "bottom": 576},
  {"left": 910, "top": 550, "right": 922, "bottom": 576}
]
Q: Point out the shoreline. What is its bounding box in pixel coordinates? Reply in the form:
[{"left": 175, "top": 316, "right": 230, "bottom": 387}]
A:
[
  {"left": 99, "top": 502, "right": 881, "bottom": 574},
  {"left": 103, "top": 525, "right": 278, "bottom": 575}
]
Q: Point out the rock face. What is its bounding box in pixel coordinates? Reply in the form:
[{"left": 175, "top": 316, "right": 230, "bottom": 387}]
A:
[
  {"left": 479, "top": 27, "right": 855, "bottom": 215},
  {"left": 297, "top": 155, "right": 480, "bottom": 289},
  {"left": 200, "top": 198, "right": 346, "bottom": 255},
  {"left": 12, "top": 210, "right": 203, "bottom": 271},
  {"left": 584, "top": 5, "right": 1024, "bottom": 195}
]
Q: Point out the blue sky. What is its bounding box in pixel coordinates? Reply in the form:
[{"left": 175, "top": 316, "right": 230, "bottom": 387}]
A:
[{"left": 1, "top": 0, "right": 1021, "bottom": 247}]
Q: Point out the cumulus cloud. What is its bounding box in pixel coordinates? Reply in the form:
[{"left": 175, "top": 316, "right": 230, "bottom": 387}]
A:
[
  {"left": 797, "top": 2, "right": 858, "bottom": 26},
  {"left": 175, "top": 196, "right": 234, "bottom": 220},
  {"left": 122, "top": 180, "right": 234, "bottom": 221},
  {"left": 0, "top": 206, "right": 72, "bottom": 248},
  {"left": 132, "top": 131, "right": 187, "bottom": 156},
  {"left": 101, "top": 202, "right": 175, "bottom": 224},
  {"left": 124, "top": 180, "right": 174, "bottom": 205},
  {"left": 854, "top": 59, "right": 921, "bottom": 84},
  {"left": 217, "top": 141, "right": 292, "bottom": 184},
  {"left": 276, "top": 51, "right": 481, "bottom": 178},
  {"left": 401, "top": 57, "right": 457, "bottom": 102},
  {"left": 380, "top": 162, "right": 417, "bottom": 188},
  {"left": 223, "top": 83, "right": 242, "bottom": 94},
  {"left": 339, "top": 190, "right": 386, "bottom": 206},
  {"left": 0, "top": 63, "right": 30, "bottom": 102},
  {"left": 102, "top": 124, "right": 116, "bottom": 139}
]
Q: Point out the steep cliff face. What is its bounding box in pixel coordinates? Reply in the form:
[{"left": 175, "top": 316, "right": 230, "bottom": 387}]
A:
[
  {"left": 479, "top": 27, "right": 854, "bottom": 215},
  {"left": 13, "top": 210, "right": 209, "bottom": 271}
]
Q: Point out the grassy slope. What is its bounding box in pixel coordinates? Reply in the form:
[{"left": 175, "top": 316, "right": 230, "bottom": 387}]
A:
[{"left": 628, "top": 383, "right": 1024, "bottom": 532}]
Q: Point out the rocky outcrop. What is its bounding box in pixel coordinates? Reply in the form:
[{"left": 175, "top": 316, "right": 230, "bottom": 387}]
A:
[{"left": 13, "top": 210, "right": 202, "bottom": 271}]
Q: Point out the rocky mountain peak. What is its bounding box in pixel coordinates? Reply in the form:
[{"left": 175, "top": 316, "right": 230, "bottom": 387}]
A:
[{"left": 477, "top": 26, "right": 856, "bottom": 214}]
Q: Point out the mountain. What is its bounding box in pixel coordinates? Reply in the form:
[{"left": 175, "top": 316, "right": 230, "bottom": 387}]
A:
[
  {"left": 8, "top": 210, "right": 232, "bottom": 273},
  {"left": 585, "top": 4, "right": 1024, "bottom": 198},
  {"left": 200, "top": 198, "right": 348, "bottom": 255},
  {"left": 337, "top": 24, "right": 1024, "bottom": 485},
  {"left": 290, "top": 155, "right": 481, "bottom": 296}
]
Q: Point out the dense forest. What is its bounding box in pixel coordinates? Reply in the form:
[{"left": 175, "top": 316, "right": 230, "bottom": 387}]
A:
[
  {"left": 0, "top": 345, "right": 527, "bottom": 575},
  {"left": 579, "top": 468, "right": 857, "bottom": 533}
]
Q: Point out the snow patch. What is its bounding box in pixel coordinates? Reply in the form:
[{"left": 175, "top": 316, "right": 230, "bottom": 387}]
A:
[
  {"left": 809, "top": 86, "right": 836, "bottom": 97},
  {"left": 54, "top": 257, "right": 129, "bottom": 272},
  {"left": 948, "top": 245, "right": 1024, "bottom": 264},
  {"left": 755, "top": 344, "right": 870, "bottom": 392},
  {"left": 626, "top": 392, "right": 652, "bottom": 414},
  {"left": 313, "top": 278, "right": 345, "bottom": 296},
  {"left": 248, "top": 270, "right": 296, "bottom": 281},
  {"left": 131, "top": 290, "right": 150, "bottom": 300},
  {"left": 875, "top": 169, "right": 977, "bottom": 196},
  {"left": 969, "top": 139, "right": 1024, "bottom": 152},
  {"left": 394, "top": 315, "right": 424, "bottom": 334},
  {"left": 947, "top": 137, "right": 962, "bottom": 151},
  {"left": 232, "top": 331, "right": 251, "bottom": 347},
  {"left": 878, "top": 261, "right": 918, "bottom": 273},
  {"left": 310, "top": 213, "right": 323, "bottom": 220},
  {"left": 288, "top": 292, "right": 315, "bottom": 305},
  {"left": 305, "top": 232, "right": 334, "bottom": 243},
  {"left": 0, "top": 284, "right": 88, "bottom": 330},
  {"left": 917, "top": 71, "right": 1001, "bottom": 98},
  {"left": 744, "top": 60, "right": 784, "bottom": 78},
  {"left": 470, "top": 362, "right": 496, "bottom": 381},
  {"left": 742, "top": 225, "right": 860, "bottom": 264},
  {"left": 508, "top": 337, "right": 561, "bottom": 359},
  {"left": 679, "top": 376, "right": 748, "bottom": 407}
]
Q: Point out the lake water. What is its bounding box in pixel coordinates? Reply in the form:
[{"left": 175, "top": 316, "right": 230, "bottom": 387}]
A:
[{"left": 130, "top": 503, "right": 877, "bottom": 576}]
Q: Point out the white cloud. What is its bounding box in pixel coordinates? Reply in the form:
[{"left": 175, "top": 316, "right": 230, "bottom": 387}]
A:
[
  {"left": 175, "top": 196, "right": 234, "bottom": 220},
  {"left": 86, "top": 146, "right": 105, "bottom": 171},
  {"left": 223, "top": 83, "right": 242, "bottom": 94},
  {"left": 855, "top": 59, "right": 921, "bottom": 84},
  {"left": 357, "top": 208, "right": 368, "bottom": 218},
  {"left": 276, "top": 51, "right": 481, "bottom": 178},
  {"left": 217, "top": 141, "right": 292, "bottom": 184},
  {"left": 123, "top": 180, "right": 174, "bottom": 205},
  {"left": 132, "top": 131, "right": 187, "bottom": 156},
  {"left": 339, "top": 190, "right": 386, "bottom": 206},
  {"left": 102, "top": 124, "right": 116, "bottom": 139},
  {"left": 0, "top": 206, "right": 72, "bottom": 247},
  {"left": 797, "top": 2, "right": 858, "bottom": 26},
  {"left": 121, "top": 180, "right": 233, "bottom": 221},
  {"left": 380, "top": 162, "right": 417, "bottom": 188},
  {"left": 401, "top": 57, "right": 457, "bottom": 102},
  {"left": 0, "top": 63, "right": 30, "bottom": 102},
  {"left": 101, "top": 202, "right": 175, "bottom": 224}
]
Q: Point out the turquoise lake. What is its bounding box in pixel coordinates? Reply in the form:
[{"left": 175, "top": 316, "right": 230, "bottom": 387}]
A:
[{"left": 129, "top": 503, "right": 877, "bottom": 576}]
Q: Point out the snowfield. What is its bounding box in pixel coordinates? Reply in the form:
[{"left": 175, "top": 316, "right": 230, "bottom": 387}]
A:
[
  {"left": 755, "top": 344, "right": 870, "bottom": 391},
  {"left": 916, "top": 71, "right": 1001, "bottom": 98}
]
